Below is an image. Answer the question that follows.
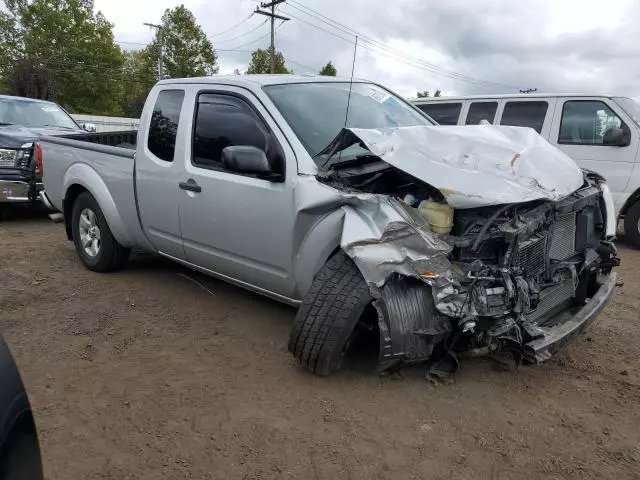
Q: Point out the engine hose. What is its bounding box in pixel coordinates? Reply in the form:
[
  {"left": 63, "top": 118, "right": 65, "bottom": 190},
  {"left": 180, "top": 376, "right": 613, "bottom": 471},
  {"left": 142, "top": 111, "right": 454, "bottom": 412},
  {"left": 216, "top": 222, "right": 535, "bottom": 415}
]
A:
[{"left": 471, "top": 203, "right": 514, "bottom": 252}]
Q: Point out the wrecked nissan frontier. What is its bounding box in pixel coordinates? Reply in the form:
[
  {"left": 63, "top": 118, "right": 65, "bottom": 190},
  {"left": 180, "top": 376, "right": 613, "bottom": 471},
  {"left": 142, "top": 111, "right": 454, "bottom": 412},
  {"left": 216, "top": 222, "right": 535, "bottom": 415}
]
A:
[{"left": 39, "top": 75, "right": 620, "bottom": 376}]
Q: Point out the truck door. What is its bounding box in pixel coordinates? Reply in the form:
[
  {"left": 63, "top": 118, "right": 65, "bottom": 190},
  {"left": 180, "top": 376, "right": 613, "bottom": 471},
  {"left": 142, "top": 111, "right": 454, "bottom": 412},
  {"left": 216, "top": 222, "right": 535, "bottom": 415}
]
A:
[
  {"left": 548, "top": 97, "right": 638, "bottom": 202},
  {"left": 177, "top": 86, "right": 297, "bottom": 300},
  {"left": 135, "top": 87, "right": 188, "bottom": 259}
]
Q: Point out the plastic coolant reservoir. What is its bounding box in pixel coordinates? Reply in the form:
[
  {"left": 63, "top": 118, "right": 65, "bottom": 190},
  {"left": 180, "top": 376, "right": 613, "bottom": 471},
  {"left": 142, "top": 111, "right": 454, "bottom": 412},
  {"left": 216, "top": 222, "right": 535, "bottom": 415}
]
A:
[{"left": 418, "top": 199, "right": 454, "bottom": 234}]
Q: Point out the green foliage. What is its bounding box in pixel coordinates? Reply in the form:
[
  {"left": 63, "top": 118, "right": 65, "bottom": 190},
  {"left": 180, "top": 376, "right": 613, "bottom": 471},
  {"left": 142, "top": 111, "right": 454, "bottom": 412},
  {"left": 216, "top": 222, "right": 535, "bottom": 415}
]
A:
[
  {"left": 0, "top": 0, "right": 125, "bottom": 114},
  {"left": 417, "top": 90, "right": 442, "bottom": 98},
  {"left": 144, "top": 5, "right": 218, "bottom": 79},
  {"left": 319, "top": 61, "right": 336, "bottom": 76},
  {"left": 119, "top": 49, "right": 156, "bottom": 117},
  {"left": 246, "top": 48, "right": 291, "bottom": 74}
]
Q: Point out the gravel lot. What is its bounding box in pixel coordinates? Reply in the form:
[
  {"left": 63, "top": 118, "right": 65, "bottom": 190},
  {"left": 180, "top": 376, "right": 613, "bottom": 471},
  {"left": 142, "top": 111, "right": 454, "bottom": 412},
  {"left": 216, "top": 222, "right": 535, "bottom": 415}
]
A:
[{"left": 1, "top": 212, "right": 640, "bottom": 480}]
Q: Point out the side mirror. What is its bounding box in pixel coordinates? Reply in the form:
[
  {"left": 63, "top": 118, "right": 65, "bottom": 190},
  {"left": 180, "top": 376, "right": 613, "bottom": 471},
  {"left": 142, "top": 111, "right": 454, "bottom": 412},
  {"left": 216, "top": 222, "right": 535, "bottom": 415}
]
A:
[
  {"left": 222, "top": 146, "right": 272, "bottom": 176},
  {"left": 81, "top": 122, "right": 96, "bottom": 133},
  {"left": 603, "top": 127, "right": 629, "bottom": 147}
]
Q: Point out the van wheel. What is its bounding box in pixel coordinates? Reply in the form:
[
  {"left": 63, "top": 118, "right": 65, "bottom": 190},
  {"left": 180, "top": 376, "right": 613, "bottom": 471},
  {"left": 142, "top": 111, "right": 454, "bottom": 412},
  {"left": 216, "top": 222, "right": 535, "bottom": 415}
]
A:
[
  {"left": 624, "top": 201, "right": 640, "bottom": 248},
  {"left": 71, "top": 192, "right": 129, "bottom": 272},
  {"left": 288, "top": 251, "right": 374, "bottom": 376}
]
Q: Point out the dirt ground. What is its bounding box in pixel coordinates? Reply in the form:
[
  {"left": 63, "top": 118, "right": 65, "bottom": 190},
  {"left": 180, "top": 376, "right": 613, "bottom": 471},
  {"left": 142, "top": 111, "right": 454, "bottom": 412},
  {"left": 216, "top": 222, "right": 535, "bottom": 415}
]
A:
[{"left": 1, "top": 212, "right": 640, "bottom": 480}]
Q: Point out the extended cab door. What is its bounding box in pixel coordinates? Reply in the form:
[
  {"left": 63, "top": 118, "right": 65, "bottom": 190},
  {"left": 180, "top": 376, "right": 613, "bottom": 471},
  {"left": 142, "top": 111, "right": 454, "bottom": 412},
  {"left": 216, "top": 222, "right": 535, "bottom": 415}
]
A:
[
  {"left": 177, "top": 85, "right": 297, "bottom": 301},
  {"left": 548, "top": 97, "right": 638, "bottom": 199},
  {"left": 135, "top": 87, "right": 189, "bottom": 259}
]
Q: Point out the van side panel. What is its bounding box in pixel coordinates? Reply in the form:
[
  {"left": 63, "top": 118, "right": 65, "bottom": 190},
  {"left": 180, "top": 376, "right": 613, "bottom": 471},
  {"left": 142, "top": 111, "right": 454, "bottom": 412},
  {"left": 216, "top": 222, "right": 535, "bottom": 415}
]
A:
[{"left": 547, "top": 97, "right": 638, "bottom": 212}]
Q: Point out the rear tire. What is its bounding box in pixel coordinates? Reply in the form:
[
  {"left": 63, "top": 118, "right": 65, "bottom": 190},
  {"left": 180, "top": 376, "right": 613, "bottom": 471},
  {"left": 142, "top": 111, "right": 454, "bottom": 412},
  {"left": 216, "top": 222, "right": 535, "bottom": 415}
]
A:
[
  {"left": 288, "top": 251, "right": 374, "bottom": 376},
  {"left": 624, "top": 201, "right": 640, "bottom": 248},
  {"left": 71, "top": 192, "right": 129, "bottom": 272}
]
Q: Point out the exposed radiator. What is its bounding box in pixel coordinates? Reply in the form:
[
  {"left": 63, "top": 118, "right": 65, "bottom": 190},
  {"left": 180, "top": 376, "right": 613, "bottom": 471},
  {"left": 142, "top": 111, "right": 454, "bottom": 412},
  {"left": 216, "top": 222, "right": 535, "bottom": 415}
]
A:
[
  {"left": 526, "top": 278, "right": 575, "bottom": 324},
  {"left": 549, "top": 213, "right": 577, "bottom": 260},
  {"left": 515, "top": 234, "right": 547, "bottom": 276}
]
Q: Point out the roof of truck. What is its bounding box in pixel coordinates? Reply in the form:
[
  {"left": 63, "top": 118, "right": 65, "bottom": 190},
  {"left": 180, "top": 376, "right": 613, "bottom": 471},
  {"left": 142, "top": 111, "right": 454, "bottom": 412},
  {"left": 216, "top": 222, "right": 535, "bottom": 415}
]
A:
[
  {"left": 158, "top": 74, "right": 371, "bottom": 87},
  {"left": 409, "top": 92, "right": 623, "bottom": 102}
]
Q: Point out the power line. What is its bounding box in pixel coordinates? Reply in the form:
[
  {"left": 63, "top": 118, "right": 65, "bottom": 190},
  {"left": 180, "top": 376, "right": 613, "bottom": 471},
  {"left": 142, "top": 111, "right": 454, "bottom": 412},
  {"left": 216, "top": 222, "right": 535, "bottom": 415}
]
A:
[
  {"left": 213, "top": 18, "right": 269, "bottom": 44},
  {"left": 282, "top": 56, "right": 316, "bottom": 73},
  {"left": 284, "top": 0, "right": 519, "bottom": 90},
  {"left": 208, "top": 12, "right": 254, "bottom": 37}
]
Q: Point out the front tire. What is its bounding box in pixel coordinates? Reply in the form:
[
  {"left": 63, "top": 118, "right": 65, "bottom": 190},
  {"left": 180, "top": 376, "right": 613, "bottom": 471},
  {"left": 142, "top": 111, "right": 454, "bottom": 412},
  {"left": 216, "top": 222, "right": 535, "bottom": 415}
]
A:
[
  {"left": 624, "top": 201, "right": 640, "bottom": 248},
  {"left": 288, "top": 251, "right": 374, "bottom": 376},
  {"left": 71, "top": 192, "right": 129, "bottom": 272}
]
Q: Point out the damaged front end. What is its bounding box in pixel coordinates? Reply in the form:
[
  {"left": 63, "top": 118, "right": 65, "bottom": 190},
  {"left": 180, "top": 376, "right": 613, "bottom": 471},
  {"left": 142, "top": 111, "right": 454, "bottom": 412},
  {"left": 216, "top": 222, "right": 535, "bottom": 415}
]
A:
[{"left": 326, "top": 126, "right": 621, "bottom": 375}]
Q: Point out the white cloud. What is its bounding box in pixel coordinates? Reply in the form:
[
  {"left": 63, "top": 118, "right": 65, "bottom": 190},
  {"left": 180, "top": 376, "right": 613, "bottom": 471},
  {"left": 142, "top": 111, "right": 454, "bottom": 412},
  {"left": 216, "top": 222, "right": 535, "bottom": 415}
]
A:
[{"left": 95, "top": 0, "right": 640, "bottom": 98}]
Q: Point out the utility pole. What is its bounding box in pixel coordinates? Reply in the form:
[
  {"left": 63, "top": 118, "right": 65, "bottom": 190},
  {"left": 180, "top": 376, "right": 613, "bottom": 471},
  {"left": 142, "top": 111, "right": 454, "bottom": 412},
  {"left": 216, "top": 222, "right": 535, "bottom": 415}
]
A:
[
  {"left": 144, "top": 22, "right": 163, "bottom": 80},
  {"left": 255, "top": 0, "right": 289, "bottom": 74}
]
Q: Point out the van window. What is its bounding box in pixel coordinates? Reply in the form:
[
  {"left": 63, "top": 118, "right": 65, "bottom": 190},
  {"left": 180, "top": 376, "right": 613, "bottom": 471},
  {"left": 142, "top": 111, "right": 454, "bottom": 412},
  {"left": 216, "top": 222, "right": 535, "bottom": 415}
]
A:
[
  {"left": 465, "top": 101, "right": 498, "bottom": 125},
  {"left": 416, "top": 103, "right": 462, "bottom": 125},
  {"left": 559, "top": 100, "right": 624, "bottom": 145},
  {"left": 500, "top": 101, "right": 548, "bottom": 133},
  {"left": 147, "top": 90, "right": 185, "bottom": 162}
]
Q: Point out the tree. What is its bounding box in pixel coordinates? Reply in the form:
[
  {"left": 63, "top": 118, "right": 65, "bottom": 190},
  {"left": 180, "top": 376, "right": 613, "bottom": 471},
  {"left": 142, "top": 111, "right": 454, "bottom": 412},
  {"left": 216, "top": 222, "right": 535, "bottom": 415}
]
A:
[
  {"left": 144, "top": 5, "right": 218, "bottom": 79},
  {"left": 319, "top": 61, "right": 336, "bottom": 76},
  {"left": 0, "top": 0, "right": 125, "bottom": 115},
  {"left": 417, "top": 90, "right": 442, "bottom": 98},
  {"left": 246, "top": 48, "right": 291, "bottom": 74},
  {"left": 119, "top": 49, "right": 156, "bottom": 117}
]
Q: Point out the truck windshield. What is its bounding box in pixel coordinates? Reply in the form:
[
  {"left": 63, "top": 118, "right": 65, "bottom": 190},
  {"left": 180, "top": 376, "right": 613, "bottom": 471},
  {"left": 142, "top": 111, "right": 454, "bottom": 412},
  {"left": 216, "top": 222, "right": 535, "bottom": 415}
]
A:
[
  {"left": 613, "top": 97, "right": 640, "bottom": 128},
  {"left": 263, "top": 82, "right": 433, "bottom": 161},
  {"left": 0, "top": 97, "right": 79, "bottom": 130}
]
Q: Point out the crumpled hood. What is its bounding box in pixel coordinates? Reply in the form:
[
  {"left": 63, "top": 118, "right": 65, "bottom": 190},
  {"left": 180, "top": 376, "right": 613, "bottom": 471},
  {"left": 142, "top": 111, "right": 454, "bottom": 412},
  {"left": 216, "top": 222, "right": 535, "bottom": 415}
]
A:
[
  {"left": 346, "top": 125, "right": 584, "bottom": 208},
  {"left": 0, "top": 125, "right": 80, "bottom": 148}
]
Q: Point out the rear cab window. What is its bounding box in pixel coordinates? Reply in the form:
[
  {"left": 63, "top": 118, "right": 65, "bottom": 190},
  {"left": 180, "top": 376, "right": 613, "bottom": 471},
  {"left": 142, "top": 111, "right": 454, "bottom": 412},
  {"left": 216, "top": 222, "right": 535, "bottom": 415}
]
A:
[
  {"left": 499, "top": 101, "right": 549, "bottom": 133},
  {"left": 416, "top": 102, "right": 462, "bottom": 125},
  {"left": 147, "top": 89, "right": 185, "bottom": 162}
]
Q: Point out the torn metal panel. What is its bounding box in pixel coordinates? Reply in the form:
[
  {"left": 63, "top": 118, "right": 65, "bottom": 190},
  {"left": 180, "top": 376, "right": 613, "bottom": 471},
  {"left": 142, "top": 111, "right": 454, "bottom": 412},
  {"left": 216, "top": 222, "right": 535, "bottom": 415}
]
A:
[
  {"left": 347, "top": 125, "right": 584, "bottom": 208},
  {"left": 339, "top": 194, "right": 453, "bottom": 287}
]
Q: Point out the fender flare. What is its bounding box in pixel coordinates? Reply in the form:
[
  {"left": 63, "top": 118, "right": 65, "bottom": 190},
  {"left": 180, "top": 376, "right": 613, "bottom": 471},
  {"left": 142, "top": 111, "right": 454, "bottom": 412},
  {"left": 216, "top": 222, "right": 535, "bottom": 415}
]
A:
[
  {"left": 63, "top": 163, "right": 134, "bottom": 247},
  {"left": 292, "top": 208, "right": 345, "bottom": 301}
]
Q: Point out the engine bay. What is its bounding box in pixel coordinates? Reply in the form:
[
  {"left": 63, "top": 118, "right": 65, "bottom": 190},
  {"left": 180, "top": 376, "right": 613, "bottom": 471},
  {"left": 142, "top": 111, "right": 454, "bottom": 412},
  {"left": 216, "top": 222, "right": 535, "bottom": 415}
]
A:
[{"left": 321, "top": 155, "right": 620, "bottom": 374}]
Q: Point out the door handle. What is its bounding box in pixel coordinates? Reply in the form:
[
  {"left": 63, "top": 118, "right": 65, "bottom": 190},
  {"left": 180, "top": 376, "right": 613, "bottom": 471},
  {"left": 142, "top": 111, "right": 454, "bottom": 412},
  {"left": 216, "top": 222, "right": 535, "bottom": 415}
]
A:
[{"left": 179, "top": 179, "right": 202, "bottom": 193}]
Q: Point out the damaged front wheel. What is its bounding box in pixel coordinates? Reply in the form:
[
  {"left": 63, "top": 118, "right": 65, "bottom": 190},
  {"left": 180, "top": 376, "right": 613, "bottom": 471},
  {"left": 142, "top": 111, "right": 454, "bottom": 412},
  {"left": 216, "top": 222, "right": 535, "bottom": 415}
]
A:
[{"left": 289, "top": 251, "right": 374, "bottom": 376}]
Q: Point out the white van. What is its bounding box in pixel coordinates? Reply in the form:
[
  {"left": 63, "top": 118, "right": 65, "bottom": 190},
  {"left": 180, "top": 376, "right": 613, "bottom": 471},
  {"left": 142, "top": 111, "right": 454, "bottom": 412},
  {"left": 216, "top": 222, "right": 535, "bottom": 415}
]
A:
[{"left": 411, "top": 94, "right": 640, "bottom": 247}]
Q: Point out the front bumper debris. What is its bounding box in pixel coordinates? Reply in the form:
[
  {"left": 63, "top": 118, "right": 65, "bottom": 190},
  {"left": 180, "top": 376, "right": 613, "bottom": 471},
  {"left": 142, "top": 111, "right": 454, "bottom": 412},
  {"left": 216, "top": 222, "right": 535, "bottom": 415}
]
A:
[{"left": 523, "top": 272, "right": 617, "bottom": 363}]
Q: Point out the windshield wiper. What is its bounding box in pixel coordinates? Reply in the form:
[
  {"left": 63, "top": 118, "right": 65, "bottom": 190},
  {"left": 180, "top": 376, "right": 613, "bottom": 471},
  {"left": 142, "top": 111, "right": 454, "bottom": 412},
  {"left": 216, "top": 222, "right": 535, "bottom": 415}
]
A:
[
  {"left": 0, "top": 122, "right": 14, "bottom": 126},
  {"left": 41, "top": 124, "right": 75, "bottom": 130}
]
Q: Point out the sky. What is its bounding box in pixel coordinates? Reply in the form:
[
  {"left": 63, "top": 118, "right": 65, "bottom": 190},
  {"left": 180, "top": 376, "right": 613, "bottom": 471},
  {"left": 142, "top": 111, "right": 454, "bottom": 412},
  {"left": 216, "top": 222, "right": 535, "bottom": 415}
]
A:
[{"left": 95, "top": 0, "right": 640, "bottom": 98}]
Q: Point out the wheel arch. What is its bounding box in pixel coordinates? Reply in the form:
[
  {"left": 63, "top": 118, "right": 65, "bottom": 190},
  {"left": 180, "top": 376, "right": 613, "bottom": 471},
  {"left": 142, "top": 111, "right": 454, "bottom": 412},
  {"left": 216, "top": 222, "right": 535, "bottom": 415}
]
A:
[
  {"left": 620, "top": 186, "right": 640, "bottom": 217},
  {"left": 62, "top": 164, "right": 134, "bottom": 247},
  {"left": 292, "top": 209, "right": 346, "bottom": 301}
]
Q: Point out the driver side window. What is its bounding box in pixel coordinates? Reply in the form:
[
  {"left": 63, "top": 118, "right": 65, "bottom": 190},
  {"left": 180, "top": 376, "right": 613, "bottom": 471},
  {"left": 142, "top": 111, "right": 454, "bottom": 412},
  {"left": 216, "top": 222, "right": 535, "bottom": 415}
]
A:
[
  {"left": 192, "top": 93, "right": 284, "bottom": 175},
  {"left": 559, "top": 100, "right": 625, "bottom": 145}
]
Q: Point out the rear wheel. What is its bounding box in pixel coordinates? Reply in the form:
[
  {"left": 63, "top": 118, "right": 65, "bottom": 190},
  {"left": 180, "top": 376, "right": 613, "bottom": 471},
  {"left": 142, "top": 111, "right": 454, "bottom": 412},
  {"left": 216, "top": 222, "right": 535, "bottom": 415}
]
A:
[
  {"left": 624, "top": 201, "right": 640, "bottom": 248},
  {"left": 288, "top": 251, "right": 374, "bottom": 376},
  {"left": 71, "top": 192, "right": 129, "bottom": 272}
]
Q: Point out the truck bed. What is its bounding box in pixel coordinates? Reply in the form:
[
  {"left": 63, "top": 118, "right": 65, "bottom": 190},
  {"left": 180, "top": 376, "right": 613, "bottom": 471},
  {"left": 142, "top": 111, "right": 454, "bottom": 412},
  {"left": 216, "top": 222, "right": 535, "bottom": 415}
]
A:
[
  {"left": 55, "top": 130, "right": 137, "bottom": 149},
  {"left": 39, "top": 132, "right": 150, "bottom": 250}
]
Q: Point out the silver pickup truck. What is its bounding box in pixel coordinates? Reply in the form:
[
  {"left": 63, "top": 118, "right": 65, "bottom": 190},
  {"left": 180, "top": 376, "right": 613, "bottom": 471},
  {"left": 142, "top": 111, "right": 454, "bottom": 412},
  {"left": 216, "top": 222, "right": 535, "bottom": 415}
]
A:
[{"left": 40, "top": 75, "right": 620, "bottom": 377}]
